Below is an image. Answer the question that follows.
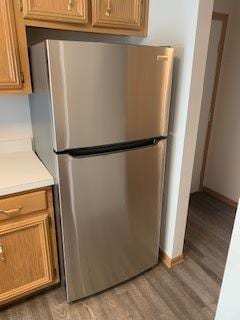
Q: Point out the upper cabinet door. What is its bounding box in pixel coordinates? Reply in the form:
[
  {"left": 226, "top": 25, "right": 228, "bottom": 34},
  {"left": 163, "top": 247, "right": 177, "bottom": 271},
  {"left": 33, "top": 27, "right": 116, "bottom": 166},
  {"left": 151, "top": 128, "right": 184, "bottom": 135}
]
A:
[
  {"left": 92, "top": 0, "right": 143, "bottom": 30},
  {"left": 0, "top": 0, "right": 22, "bottom": 90},
  {"left": 22, "top": 0, "right": 88, "bottom": 24}
]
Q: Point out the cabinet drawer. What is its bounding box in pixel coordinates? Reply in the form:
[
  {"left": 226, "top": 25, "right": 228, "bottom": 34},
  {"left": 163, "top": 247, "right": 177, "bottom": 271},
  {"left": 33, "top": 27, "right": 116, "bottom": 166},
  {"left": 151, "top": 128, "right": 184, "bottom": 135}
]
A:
[{"left": 0, "top": 190, "right": 48, "bottom": 221}]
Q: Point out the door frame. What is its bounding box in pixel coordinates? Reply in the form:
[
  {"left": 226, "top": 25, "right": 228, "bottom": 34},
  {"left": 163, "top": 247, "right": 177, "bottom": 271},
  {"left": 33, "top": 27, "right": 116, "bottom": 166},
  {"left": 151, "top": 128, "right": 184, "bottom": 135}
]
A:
[{"left": 199, "top": 12, "right": 228, "bottom": 190}]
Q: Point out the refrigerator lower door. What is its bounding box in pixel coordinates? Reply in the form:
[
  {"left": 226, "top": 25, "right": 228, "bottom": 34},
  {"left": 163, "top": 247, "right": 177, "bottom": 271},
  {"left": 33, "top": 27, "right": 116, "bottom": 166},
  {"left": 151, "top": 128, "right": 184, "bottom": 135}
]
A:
[{"left": 58, "top": 141, "right": 166, "bottom": 302}]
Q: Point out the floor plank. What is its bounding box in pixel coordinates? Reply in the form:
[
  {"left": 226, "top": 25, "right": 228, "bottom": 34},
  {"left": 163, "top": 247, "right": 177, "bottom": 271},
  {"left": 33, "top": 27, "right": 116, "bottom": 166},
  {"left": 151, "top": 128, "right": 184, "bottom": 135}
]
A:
[{"left": 0, "top": 192, "right": 236, "bottom": 320}]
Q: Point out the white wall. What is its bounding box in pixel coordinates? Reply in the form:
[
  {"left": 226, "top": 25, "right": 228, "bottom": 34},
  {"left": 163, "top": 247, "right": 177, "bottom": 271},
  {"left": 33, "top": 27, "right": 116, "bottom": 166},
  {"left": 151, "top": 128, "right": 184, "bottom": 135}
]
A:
[
  {"left": 0, "top": 96, "right": 32, "bottom": 143},
  {"left": 144, "top": 1, "right": 205, "bottom": 258},
  {"left": 204, "top": 1, "right": 240, "bottom": 202},
  {"left": 0, "top": 0, "right": 214, "bottom": 259},
  {"left": 215, "top": 199, "right": 240, "bottom": 320},
  {"left": 168, "top": 0, "right": 214, "bottom": 257}
]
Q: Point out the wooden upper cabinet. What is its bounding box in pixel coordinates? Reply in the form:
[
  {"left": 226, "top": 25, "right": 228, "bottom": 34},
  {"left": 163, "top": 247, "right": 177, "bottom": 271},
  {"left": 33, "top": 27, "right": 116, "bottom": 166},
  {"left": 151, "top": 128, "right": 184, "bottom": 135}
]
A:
[
  {"left": 21, "top": 0, "right": 149, "bottom": 37},
  {"left": 0, "top": 0, "right": 22, "bottom": 90},
  {"left": 0, "top": 213, "right": 54, "bottom": 304},
  {"left": 92, "top": 0, "right": 143, "bottom": 30},
  {"left": 22, "top": 0, "right": 88, "bottom": 24}
]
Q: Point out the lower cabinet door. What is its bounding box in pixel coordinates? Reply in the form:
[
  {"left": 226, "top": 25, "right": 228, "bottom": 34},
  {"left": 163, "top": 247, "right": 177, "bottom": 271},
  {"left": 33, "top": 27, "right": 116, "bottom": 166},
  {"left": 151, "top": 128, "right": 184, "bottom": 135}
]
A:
[{"left": 0, "top": 213, "right": 54, "bottom": 304}]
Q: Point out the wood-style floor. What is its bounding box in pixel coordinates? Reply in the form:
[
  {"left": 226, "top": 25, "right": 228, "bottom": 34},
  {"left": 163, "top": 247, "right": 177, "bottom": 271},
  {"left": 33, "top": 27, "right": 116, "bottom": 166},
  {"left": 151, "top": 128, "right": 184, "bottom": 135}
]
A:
[{"left": 0, "top": 192, "right": 236, "bottom": 320}]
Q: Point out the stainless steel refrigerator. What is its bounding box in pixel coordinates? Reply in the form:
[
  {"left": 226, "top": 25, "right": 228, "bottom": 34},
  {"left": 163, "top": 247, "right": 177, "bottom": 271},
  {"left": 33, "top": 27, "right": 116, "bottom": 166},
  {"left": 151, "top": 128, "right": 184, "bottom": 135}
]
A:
[{"left": 29, "top": 40, "right": 174, "bottom": 302}]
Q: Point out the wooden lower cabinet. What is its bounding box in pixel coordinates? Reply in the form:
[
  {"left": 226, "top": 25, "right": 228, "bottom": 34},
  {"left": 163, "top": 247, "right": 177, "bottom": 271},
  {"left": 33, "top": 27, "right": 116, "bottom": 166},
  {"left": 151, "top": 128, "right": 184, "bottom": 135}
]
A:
[{"left": 0, "top": 188, "right": 59, "bottom": 306}]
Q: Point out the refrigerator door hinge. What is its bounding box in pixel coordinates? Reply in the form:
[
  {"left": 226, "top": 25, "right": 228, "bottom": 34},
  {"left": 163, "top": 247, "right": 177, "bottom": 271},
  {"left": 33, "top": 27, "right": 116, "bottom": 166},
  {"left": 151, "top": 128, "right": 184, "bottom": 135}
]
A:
[
  {"left": 19, "top": 0, "right": 23, "bottom": 11},
  {"left": 21, "top": 71, "right": 25, "bottom": 83}
]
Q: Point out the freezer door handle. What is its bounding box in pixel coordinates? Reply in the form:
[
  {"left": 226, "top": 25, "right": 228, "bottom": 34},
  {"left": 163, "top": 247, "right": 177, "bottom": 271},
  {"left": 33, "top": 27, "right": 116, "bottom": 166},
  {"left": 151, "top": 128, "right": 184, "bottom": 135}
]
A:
[{"left": 55, "top": 136, "right": 167, "bottom": 158}]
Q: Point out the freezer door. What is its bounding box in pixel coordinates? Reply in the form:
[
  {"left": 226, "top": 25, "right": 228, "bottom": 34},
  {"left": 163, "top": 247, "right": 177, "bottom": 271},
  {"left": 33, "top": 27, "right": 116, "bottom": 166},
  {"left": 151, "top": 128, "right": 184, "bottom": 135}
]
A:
[
  {"left": 46, "top": 40, "right": 173, "bottom": 151},
  {"left": 58, "top": 141, "right": 166, "bottom": 301}
]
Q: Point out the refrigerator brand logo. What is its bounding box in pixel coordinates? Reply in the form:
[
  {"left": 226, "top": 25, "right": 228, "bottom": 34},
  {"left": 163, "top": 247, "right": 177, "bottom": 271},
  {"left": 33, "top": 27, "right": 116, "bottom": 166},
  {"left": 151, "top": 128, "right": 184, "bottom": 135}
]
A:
[{"left": 157, "top": 55, "right": 168, "bottom": 61}]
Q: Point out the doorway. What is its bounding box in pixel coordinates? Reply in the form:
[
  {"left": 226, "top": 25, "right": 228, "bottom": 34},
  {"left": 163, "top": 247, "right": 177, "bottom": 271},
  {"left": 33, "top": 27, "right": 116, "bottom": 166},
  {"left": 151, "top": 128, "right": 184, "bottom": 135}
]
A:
[
  {"left": 187, "top": 4, "right": 240, "bottom": 317},
  {"left": 199, "top": 13, "right": 228, "bottom": 192},
  {"left": 191, "top": 11, "right": 238, "bottom": 208}
]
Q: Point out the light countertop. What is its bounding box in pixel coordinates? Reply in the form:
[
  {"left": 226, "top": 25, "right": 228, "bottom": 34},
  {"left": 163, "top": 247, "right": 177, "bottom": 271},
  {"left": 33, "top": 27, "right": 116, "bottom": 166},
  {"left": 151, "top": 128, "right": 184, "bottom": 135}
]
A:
[{"left": 0, "top": 139, "right": 54, "bottom": 197}]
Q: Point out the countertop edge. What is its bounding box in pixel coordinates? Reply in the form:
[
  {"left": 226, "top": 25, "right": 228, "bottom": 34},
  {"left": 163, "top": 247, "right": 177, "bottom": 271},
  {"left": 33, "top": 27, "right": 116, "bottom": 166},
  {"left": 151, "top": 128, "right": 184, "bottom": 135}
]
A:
[{"left": 0, "top": 179, "right": 54, "bottom": 197}]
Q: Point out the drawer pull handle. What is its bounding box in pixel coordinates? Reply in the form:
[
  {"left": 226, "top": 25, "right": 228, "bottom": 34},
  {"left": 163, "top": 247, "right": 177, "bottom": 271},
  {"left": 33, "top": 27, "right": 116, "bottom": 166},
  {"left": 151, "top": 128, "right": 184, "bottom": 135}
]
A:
[
  {"left": 0, "top": 244, "right": 5, "bottom": 262},
  {"left": 68, "top": 0, "right": 73, "bottom": 11},
  {"left": 0, "top": 205, "right": 22, "bottom": 217},
  {"left": 105, "top": 0, "right": 111, "bottom": 16}
]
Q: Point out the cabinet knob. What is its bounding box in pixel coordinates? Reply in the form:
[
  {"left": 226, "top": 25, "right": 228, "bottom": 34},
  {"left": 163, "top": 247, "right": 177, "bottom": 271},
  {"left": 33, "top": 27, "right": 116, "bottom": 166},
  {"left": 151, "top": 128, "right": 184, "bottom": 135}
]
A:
[
  {"left": 105, "top": 0, "right": 111, "bottom": 16},
  {"left": 0, "top": 244, "right": 5, "bottom": 263},
  {"left": 68, "top": 0, "right": 74, "bottom": 11}
]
